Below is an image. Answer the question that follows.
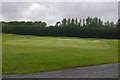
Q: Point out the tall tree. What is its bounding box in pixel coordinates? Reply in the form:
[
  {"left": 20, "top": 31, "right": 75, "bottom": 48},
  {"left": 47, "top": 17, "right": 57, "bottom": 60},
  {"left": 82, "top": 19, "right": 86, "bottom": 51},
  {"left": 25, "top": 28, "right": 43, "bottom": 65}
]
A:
[
  {"left": 67, "top": 18, "right": 71, "bottom": 25},
  {"left": 86, "top": 17, "right": 90, "bottom": 26},
  {"left": 75, "top": 18, "right": 78, "bottom": 25},
  {"left": 83, "top": 19, "right": 85, "bottom": 27},
  {"left": 94, "top": 17, "right": 98, "bottom": 26},
  {"left": 62, "top": 18, "right": 67, "bottom": 26},
  {"left": 117, "top": 19, "right": 120, "bottom": 27},
  {"left": 98, "top": 18, "right": 103, "bottom": 27},
  {"left": 71, "top": 18, "right": 75, "bottom": 26},
  {"left": 110, "top": 22, "right": 114, "bottom": 27},
  {"left": 55, "top": 21, "right": 61, "bottom": 27}
]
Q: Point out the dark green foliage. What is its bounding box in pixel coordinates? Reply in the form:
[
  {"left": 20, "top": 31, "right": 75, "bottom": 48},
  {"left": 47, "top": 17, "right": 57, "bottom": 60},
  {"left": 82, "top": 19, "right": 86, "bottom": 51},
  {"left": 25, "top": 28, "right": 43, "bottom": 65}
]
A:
[
  {"left": 2, "top": 17, "right": 119, "bottom": 39},
  {"left": 61, "top": 18, "right": 67, "bottom": 26}
]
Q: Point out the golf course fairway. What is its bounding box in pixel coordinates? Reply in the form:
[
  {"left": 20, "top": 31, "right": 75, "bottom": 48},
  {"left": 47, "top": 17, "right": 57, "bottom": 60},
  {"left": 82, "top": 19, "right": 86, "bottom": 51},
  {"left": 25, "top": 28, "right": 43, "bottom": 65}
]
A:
[{"left": 2, "top": 34, "right": 118, "bottom": 74}]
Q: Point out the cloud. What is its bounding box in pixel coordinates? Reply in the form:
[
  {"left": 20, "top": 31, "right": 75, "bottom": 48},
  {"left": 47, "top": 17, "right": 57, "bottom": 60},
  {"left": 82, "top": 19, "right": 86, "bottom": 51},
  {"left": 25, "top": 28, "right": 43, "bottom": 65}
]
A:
[
  {"left": 2, "top": 2, "right": 32, "bottom": 20},
  {"left": 2, "top": 0, "right": 119, "bottom": 2},
  {"left": 19, "top": 3, "right": 63, "bottom": 25},
  {"left": 1, "top": 2, "right": 118, "bottom": 25}
]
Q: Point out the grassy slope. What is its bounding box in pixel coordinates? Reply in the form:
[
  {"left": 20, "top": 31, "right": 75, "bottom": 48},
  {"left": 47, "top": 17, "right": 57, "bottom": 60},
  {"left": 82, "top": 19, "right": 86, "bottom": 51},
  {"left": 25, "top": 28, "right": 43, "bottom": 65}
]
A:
[
  {"left": 0, "top": 34, "right": 1, "bottom": 74},
  {"left": 2, "top": 34, "right": 118, "bottom": 74}
]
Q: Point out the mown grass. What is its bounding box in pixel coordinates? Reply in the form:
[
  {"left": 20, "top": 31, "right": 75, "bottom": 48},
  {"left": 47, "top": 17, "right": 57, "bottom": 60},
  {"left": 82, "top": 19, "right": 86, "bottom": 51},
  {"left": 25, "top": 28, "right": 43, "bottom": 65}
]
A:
[
  {"left": 0, "top": 33, "right": 2, "bottom": 74},
  {"left": 2, "top": 34, "right": 118, "bottom": 74}
]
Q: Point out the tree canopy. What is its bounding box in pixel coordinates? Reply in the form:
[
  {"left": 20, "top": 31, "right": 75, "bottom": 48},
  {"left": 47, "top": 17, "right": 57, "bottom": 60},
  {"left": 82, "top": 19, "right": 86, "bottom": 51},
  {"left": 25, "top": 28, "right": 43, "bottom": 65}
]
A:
[{"left": 1, "top": 17, "right": 119, "bottom": 39}]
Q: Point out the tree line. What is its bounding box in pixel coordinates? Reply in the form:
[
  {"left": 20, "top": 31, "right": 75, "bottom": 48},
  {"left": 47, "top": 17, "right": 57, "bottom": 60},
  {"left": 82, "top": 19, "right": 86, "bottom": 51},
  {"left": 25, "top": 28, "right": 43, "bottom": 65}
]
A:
[{"left": 1, "top": 17, "right": 120, "bottom": 39}]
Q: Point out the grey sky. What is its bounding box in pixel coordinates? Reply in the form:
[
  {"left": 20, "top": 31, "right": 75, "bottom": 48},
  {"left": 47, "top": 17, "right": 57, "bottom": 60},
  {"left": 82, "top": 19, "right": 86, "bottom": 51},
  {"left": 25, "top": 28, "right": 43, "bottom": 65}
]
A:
[{"left": 1, "top": 2, "right": 118, "bottom": 25}]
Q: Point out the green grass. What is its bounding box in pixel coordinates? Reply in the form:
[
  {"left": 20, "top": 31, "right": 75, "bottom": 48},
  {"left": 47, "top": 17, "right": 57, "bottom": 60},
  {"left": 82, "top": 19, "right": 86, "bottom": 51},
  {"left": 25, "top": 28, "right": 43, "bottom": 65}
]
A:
[
  {"left": 0, "top": 33, "right": 2, "bottom": 74},
  {"left": 2, "top": 34, "right": 118, "bottom": 74}
]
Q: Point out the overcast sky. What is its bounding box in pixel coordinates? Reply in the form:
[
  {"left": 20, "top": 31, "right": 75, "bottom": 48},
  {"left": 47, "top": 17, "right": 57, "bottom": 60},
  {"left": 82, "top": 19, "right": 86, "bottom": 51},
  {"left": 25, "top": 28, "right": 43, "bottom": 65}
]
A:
[{"left": 1, "top": 2, "right": 118, "bottom": 25}]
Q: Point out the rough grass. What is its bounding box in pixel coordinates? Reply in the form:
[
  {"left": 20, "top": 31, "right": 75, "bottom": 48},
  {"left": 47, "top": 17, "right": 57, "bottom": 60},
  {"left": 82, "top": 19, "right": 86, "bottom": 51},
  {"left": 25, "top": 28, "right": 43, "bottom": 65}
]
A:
[{"left": 2, "top": 34, "right": 118, "bottom": 74}]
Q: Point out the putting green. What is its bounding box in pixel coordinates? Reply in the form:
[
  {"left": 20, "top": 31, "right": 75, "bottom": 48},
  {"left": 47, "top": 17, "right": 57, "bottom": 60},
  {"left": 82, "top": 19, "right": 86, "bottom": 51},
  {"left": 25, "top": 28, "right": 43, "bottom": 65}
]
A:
[{"left": 4, "top": 38, "right": 110, "bottom": 49}]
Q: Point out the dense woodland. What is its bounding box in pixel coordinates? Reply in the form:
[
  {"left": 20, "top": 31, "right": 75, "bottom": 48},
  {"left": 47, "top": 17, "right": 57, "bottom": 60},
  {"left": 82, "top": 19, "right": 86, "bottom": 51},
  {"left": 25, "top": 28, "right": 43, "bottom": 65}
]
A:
[{"left": 1, "top": 17, "right": 120, "bottom": 39}]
